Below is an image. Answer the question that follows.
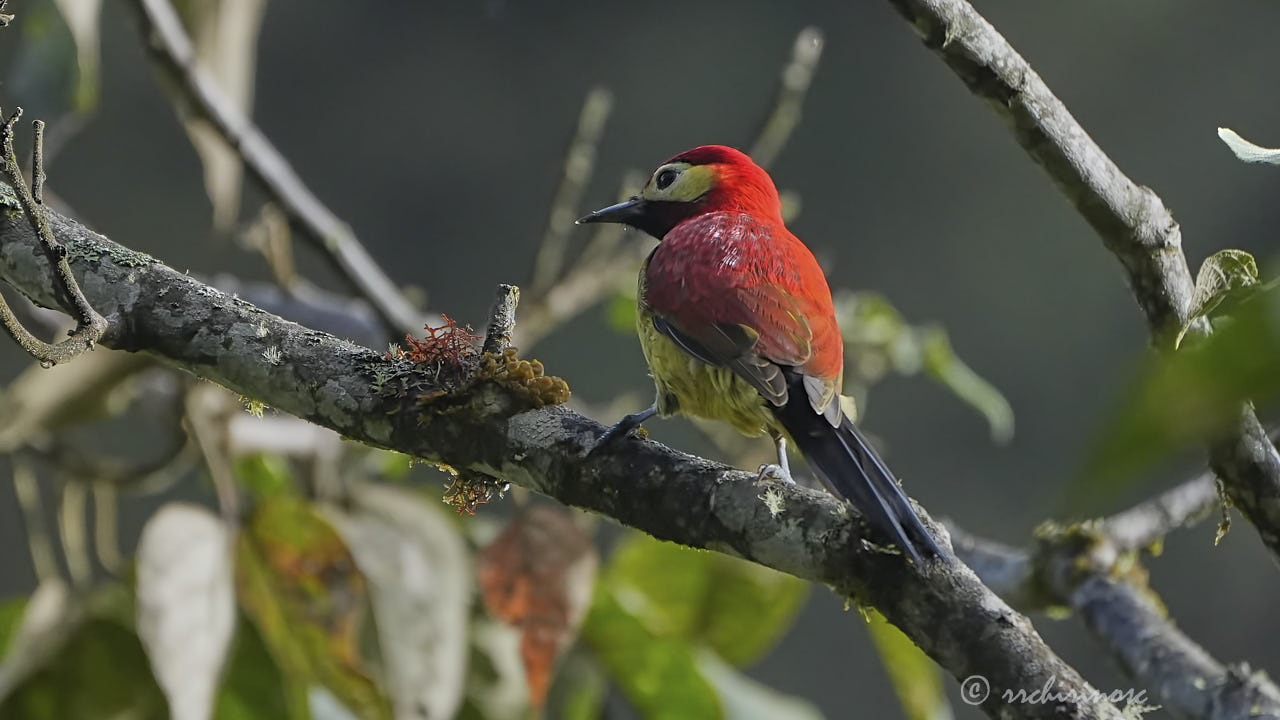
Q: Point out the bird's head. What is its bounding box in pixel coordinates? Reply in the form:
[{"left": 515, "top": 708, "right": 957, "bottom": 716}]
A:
[{"left": 577, "top": 145, "right": 781, "bottom": 239}]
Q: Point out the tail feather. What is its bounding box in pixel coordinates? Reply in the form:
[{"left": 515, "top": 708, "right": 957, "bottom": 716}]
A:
[{"left": 772, "top": 376, "right": 940, "bottom": 563}]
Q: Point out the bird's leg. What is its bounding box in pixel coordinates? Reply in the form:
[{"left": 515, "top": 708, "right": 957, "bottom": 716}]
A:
[
  {"left": 756, "top": 432, "right": 795, "bottom": 485},
  {"left": 592, "top": 403, "right": 658, "bottom": 452}
]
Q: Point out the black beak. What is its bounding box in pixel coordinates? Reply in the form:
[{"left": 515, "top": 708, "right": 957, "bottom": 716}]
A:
[{"left": 576, "top": 196, "right": 647, "bottom": 225}]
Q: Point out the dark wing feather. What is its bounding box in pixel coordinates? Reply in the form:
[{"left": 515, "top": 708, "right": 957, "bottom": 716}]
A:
[{"left": 651, "top": 316, "right": 788, "bottom": 406}]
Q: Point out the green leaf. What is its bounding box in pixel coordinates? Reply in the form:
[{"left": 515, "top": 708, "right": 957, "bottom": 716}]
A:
[
  {"left": 0, "top": 596, "right": 28, "bottom": 660},
  {"left": 0, "top": 618, "right": 168, "bottom": 719},
  {"left": 606, "top": 290, "right": 638, "bottom": 335},
  {"left": 606, "top": 533, "right": 809, "bottom": 665},
  {"left": 235, "top": 454, "right": 294, "bottom": 499},
  {"left": 837, "top": 291, "right": 1014, "bottom": 443},
  {"left": 215, "top": 614, "right": 295, "bottom": 720},
  {"left": 1084, "top": 288, "right": 1280, "bottom": 488},
  {"left": 236, "top": 496, "right": 391, "bottom": 720},
  {"left": 1218, "top": 127, "right": 1280, "bottom": 166},
  {"left": 696, "top": 649, "right": 825, "bottom": 720},
  {"left": 865, "top": 611, "right": 950, "bottom": 720},
  {"left": 920, "top": 326, "right": 1015, "bottom": 443},
  {"left": 581, "top": 587, "right": 722, "bottom": 720},
  {"left": 1175, "top": 249, "right": 1261, "bottom": 349}
]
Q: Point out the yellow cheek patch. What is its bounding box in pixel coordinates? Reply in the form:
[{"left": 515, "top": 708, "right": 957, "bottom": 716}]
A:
[
  {"left": 642, "top": 163, "right": 716, "bottom": 202},
  {"left": 669, "top": 164, "right": 715, "bottom": 201}
]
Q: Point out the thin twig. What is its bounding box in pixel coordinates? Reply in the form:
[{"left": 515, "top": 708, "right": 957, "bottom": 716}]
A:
[
  {"left": 529, "top": 87, "right": 613, "bottom": 298},
  {"left": 127, "top": 0, "right": 422, "bottom": 337},
  {"left": 11, "top": 457, "right": 59, "bottom": 583},
  {"left": 515, "top": 171, "right": 647, "bottom": 349},
  {"left": 1102, "top": 471, "right": 1219, "bottom": 553},
  {"left": 57, "top": 480, "right": 91, "bottom": 590},
  {"left": 482, "top": 283, "right": 520, "bottom": 355},
  {"left": 92, "top": 483, "right": 123, "bottom": 573},
  {"left": 0, "top": 110, "right": 107, "bottom": 367},
  {"left": 749, "top": 27, "right": 824, "bottom": 170},
  {"left": 30, "top": 120, "right": 45, "bottom": 202},
  {"left": 185, "top": 384, "right": 241, "bottom": 524}
]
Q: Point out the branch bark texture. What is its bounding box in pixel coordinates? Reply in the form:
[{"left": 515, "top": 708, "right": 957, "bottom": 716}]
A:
[
  {"left": 0, "top": 184, "right": 1125, "bottom": 719},
  {"left": 884, "top": 0, "right": 1280, "bottom": 563}
]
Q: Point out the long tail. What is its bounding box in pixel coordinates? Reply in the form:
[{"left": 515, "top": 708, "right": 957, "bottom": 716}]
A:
[{"left": 771, "top": 375, "right": 941, "bottom": 564}]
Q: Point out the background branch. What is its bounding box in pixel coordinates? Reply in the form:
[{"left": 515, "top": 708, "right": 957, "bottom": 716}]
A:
[
  {"left": 127, "top": 0, "right": 424, "bottom": 336},
  {"left": 885, "top": 0, "right": 1280, "bottom": 564},
  {"left": 950, "top": 466, "right": 1280, "bottom": 719}
]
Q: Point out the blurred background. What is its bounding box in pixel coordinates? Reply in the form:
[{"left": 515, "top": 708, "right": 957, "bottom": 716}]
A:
[{"left": 1, "top": 1, "right": 1280, "bottom": 719}]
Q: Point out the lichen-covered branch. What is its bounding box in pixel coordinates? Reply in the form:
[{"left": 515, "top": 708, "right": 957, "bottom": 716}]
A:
[
  {"left": 884, "top": 0, "right": 1280, "bottom": 563},
  {"left": 0, "top": 185, "right": 1125, "bottom": 719},
  {"left": 125, "top": 0, "right": 423, "bottom": 336}
]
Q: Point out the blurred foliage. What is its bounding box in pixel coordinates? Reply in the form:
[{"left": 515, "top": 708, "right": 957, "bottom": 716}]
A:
[
  {"left": 0, "top": 596, "right": 27, "bottom": 658},
  {"left": 5, "top": 0, "right": 93, "bottom": 118},
  {"left": 237, "top": 495, "right": 390, "bottom": 720},
  {"left": 584, "top": 588, "right": 723, "bottom": 719},
  {"left": 865, "top": 610, "right": 950, "bottom": 720},
  {"left": 579, "top": 532, "right": 821, "bottom": 719},
  {"left": 601, "top": 533, "right": 809, "bottom": 666},
  {"left": 477, "top": 506, "right": 596, "bottom": 710},
  {"left": 1085, "top": 251, "right": 1280, "bottom": 490},
  {"left": 0, "top": 617, "right": 168, "bottom": 719},
  {"left": 838, "top": 291, "right": 1014, "bottom": 442},
  {"left": 214, "top": 614, "right": 293, "bottom": 720}
]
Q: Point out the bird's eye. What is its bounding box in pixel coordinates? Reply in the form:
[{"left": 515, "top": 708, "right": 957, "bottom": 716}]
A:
[{"left": 655, "top": 169, "right": 678, "bottom": 190}]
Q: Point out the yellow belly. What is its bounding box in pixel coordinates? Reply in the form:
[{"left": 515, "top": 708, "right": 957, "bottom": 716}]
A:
[{"left": 637, "top": 311, "right": 775, "bottom": 437}]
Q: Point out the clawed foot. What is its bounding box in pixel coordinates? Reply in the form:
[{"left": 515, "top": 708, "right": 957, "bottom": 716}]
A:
[
  {"left": 755, "top": 463, "right": 795, "bottom": 486},
  {"left": 590, "top": 405, "right": 658, "bottom": 456}
]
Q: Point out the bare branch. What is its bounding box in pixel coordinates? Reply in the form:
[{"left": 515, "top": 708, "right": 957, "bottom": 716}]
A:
[
  {"left": 56, "top": 480, "right": 90, "bottom": 589},
  {"left": 126, "top": 0, "right": 423, "bottom": 337},
  {"left": 1102, "top": 471, "right": 1219, "bottom": 553},
  {"left": 483, "top": 283, "right": 520, "bottom": 355},
  {"left": 0, "top": 110, "right": 107, "bottom": 367},
  {"left": 11, "top": 457, "right": 59, "bottom": 584},
  {"left": 749, "top": 26, "right": 824, "bottom": 170},
  {"left": 529, "top": 87, "right": 613, "bottom": 297},
  {"left": 0, "top": 185, "right": 1127, "bottom": 720},
  {"left": 885, "top": 0, "right": 1280, "bottom": 563}
]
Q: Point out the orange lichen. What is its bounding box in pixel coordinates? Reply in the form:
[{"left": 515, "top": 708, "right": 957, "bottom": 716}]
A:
[
  {"left": 478, "top": 346, "right": 571, "bottom": 407},
  {"left": 442, "top": 472, "right": 508, "bottom": 515},
  {"left": 386, "top": 315, "right": 482, "bottom": 387}
]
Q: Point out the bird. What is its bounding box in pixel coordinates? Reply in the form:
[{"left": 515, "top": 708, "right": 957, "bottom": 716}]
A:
[{"left": 577, "top": 144, "right": 941, "bottom": 564}]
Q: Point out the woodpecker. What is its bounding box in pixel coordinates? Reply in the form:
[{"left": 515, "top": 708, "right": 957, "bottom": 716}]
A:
[{"left": 578, "top": 145, "right": 940, "bottom": 564}]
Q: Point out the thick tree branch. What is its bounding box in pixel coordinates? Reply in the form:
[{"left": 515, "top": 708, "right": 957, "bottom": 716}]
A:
[
  {"left": 0, "top": 185, "right": 1125, "bottom": 719},
  {"left": 885, "top": 0, "right": 1280, "bottom": 563},
  {"left": 126, "top": 0, "right": 423, "bottom": 337}
]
